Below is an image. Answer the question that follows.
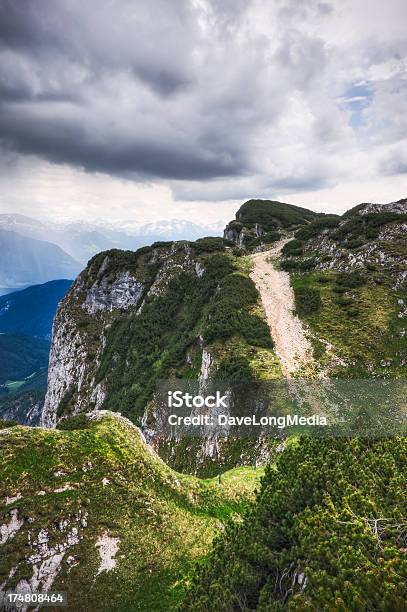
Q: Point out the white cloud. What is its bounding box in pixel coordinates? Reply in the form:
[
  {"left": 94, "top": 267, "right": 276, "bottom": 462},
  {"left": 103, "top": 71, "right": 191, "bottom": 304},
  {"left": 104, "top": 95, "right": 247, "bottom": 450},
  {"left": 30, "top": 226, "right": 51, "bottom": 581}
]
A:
[{"left": 0, "top": 0, "right": 406, "bottom": 224}]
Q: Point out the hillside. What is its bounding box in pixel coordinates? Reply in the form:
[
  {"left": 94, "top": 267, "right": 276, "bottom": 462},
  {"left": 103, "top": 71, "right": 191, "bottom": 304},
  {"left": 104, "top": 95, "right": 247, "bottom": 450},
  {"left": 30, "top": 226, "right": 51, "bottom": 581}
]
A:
[
  {"left": 1, "top": 197, "right": 406, "bottom": 611},
  {"left": 0, "top": 333, "right": 49, "bottom": 425},
  {"left": 279, "top": 198, "right": 407, "bottom": 377},
  {"left": 0, "top": 229, "right": 80, "bottom": 294},
  {"left": 224, "top": 199, "right": 326, "bottom": 248},
  {"left": 182, "top": 436, "right": 407, "bottom": 610},
  {"left": 0, "top": 280, "right": 72, "bottom": 340},
  {"left": 40, "top": 199, "right": 407, "bottom": 471},
  {"left": 0, "top": 389, "right": 44, "bottom": 425},
  {"left": 0, "top": 411, "right": 261, "bottom": 611},
  {"left": 42, "top": 238, "right": 282, "bottom": 474},
  {"left": 0, "top": 333, "right": 49, "bottom": 387}
]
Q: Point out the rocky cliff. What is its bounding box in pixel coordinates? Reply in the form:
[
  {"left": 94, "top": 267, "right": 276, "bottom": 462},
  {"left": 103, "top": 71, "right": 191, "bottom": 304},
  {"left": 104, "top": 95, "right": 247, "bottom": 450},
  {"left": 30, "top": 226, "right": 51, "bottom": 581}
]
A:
[
  {"left": 43, "top": 242, "right": 203, "bottom": 426},
  {"left": 41, "top": 236, "right": 280, "bottom": 474},
  {"left": 42, "top": 198, "right": 407, "bottom": 468}
]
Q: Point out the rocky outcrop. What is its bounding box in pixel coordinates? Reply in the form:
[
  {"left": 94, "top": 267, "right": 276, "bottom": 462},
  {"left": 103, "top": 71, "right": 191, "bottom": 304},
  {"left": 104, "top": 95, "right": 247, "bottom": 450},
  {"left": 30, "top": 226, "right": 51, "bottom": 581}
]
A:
[
  {"left": 280, "top": 200, "right": 407, "bottom": 288},
  {"left": 82, "top": 269, "right": 144, "bottom": 314},
  {"left": 359, "top": 198, "right": 407, "bottom": 215},
  {"left": 42, "top": 242, "right": 204, "bottom": 427}
]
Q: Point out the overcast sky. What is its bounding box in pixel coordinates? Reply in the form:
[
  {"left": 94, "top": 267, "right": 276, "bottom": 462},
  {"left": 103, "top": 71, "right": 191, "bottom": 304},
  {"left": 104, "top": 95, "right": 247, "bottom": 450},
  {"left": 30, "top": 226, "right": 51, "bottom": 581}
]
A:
[{"left": 0, "top": 0, "right": 406, "bottom": 227}]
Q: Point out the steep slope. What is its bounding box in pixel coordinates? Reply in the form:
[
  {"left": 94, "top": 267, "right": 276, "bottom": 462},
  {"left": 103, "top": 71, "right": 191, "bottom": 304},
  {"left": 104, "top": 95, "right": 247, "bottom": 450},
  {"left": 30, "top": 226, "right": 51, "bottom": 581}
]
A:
[
  {"left": 0, "top": 333, "right": 49, "bottom": 387},
  {"left": 0, "top": 280, "right": 72, "bottom": 340},
  {"left": 0, "top": 229, "right": 80, "bottom": 294},
  {"left": 0, "top": 389, "right": 44, "bottom": 425},
  {"left": 0, "top": 333, "right": 49, "bottom": 426},
  {"left": 41, "top": 239, "right": 282, "bottom": 473},
  {"left": 280, "top": 199, "right": 407, "bottom": 377},
  {"left": 182, "top": 199, "right": 407, "bottom": 609},
  {"left": 2, "top": 197, "right": 406, "bottom": 611},
  {"left": 182, "top": 436, "right": 407, "bottom": 611},
  {"left": 0, "top": 411, "right": 261, "bottom": 611},
  {"left": 41, "top": 198, "right": 406, "bottom": 467},
  {"left": 250, "top": 242, "right": 313, "bottom": 376}
]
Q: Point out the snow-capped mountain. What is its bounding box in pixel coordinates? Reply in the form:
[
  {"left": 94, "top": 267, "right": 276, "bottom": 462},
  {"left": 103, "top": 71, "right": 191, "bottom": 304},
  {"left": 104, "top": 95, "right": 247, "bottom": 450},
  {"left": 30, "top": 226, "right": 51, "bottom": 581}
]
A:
[{"left": 0, "top": 214, "right": 221, "bottom": 265}]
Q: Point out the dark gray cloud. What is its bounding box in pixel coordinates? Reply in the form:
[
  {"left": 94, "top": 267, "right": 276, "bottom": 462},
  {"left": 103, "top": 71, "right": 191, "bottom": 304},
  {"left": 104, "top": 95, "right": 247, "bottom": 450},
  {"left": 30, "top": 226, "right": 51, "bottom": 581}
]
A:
[{"left": 0, "top": 0, "right": 406, "bottom": 194}]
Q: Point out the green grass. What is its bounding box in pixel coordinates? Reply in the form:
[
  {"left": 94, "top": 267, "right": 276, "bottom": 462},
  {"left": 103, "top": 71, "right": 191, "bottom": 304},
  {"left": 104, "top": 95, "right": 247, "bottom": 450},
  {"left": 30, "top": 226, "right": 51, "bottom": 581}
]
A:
[
  {"left": 0, "top": 412, "right": 262, "bottom": 611},
  {"left": 290, "top": 271, "right": 406, "bottom": 377}
]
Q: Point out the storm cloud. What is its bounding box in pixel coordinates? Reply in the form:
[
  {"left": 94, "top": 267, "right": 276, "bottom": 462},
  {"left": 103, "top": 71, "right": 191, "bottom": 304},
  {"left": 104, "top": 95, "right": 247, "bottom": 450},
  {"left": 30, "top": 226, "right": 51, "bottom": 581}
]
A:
[{"left": 0, "top": 0, "right": 406, "bottom": 210}]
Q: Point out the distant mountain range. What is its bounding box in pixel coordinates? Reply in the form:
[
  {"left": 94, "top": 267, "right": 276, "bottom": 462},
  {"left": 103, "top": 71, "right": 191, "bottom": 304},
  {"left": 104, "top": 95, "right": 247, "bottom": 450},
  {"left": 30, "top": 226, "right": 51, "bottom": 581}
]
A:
[
  {"left": 0, "top": 280, "right": 72, "bottom": 423},
  {"left": 0, "top": 228, "right": 81, "bottom": 295},
  {"left": 0, "top": 213, "right": 221, "bottom": 266},
  {"left": 0, "top": 279, "right": 72, "bottom": 339}
]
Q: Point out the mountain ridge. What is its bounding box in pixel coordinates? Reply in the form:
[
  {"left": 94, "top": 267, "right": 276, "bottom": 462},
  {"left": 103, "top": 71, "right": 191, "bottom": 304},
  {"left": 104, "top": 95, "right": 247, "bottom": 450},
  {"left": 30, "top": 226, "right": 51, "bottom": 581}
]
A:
[
  {"left": 1, "top": 196, "right": 406, "bottom": 610},
  {"left": 0, "top": 279, "right": 72, "bottom": 340},
  {"left": 39, "top": 197, "right": 407, "bottom": 469},
  {"left": 0, "top": 229, "right": 80, "bottom": 295}
]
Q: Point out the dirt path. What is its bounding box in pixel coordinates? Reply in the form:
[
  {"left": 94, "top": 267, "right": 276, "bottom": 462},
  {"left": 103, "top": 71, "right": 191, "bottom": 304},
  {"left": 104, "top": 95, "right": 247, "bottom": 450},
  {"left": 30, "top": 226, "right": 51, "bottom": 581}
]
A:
[{"left": 250, "top": 240, "right": 313, "bottom": 377}]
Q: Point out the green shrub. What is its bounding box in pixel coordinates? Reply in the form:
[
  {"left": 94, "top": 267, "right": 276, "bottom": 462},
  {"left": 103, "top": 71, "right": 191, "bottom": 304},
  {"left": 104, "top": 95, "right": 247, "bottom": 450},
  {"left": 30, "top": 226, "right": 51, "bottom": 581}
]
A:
[
  {"left": 294, "top": 286, "right": 322, "bottom": 315},
  {"left": 204, "top": 253, "right": 235, "bottom": 280},
  {"left": 346, "top": 237, "right": 364, "bottom": 249},
  {"left": 365, "top": 227, "right": 379, "bottom": 239},
  {"left": 182, "top": 437, "right": 407, "bottom": 611},
  {"left": 317, "top": 275, "right": 331, "bottom": 283},
  {"left": 191, "top": 237, "right": 234, "bottom": 253},
  {"left": 204, "top": 274, "right": 272, "bottom": 348},
  {"left": 332, "top": 211, "right": 407, "bottom": 244},
  {"left": 261, "top": 230, "right": 281, "bottom": 244},
  {"left": 215, "top": 356, "right": 254, "bottom": 381},
  {"left": 336, "top": 296, "right": 353, "bottom": 307},
  {"left": 336, "top": 272, "right": 365, "bottom": 288},
  {"left": 280, "top": 257, "right": 316, "bottom": 272},
  {"left": 366, "top": 262, "right": 377, "bottom": 271},
  {"left": 295, "top": 216, "right": 340, "bottom": 240},
  {"left": 282, "top": 239, "right": 304, "bottom": 257},
  {"left": 151, "top": 240, "right": 174, "bottom": 249},
  {"left": 236, "top": 199, "right": 318, "bottom": 230},
  {"left": 58, "top": 414, "right": 90, "bottom": 430}
]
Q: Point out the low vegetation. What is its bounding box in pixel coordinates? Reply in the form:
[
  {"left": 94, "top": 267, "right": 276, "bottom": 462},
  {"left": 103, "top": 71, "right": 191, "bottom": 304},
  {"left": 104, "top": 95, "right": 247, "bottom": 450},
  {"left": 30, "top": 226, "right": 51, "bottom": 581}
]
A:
[
  {"left": 290, "top": 270, "right": 406, "bottom": 377},
  {"left": 0, "top": 412, "right": 263, "bottom": 611},
  {"left": 182, "top": 436, "right": 407, "bottom": 610},
  {"left": 235, "top": 199, "right": 319, "bottom": 230}
]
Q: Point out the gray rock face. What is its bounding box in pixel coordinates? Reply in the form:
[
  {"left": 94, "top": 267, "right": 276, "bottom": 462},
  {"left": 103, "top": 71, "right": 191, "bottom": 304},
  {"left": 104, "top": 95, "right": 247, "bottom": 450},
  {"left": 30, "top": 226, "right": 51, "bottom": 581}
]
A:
[
  {"left": 42, "top": 310, "right": 90, "bottom": 428},
  {"left": 360, "top": 200, "right": 407, "bottom": 215},
  {"left": 42, "top": 243, "right": 204, "bottom": 426},
  {"left": 82, "top": 271, "right": 144, "bottom": 314},
  {"left": 224, "top": 222, "right": 265, "bottom": 248},
  {"left": 0, "top": 396, "right": 43, "bottom": 426},
  {"left": 224, "top": 227, "right": 240, "bottom": 243}
]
